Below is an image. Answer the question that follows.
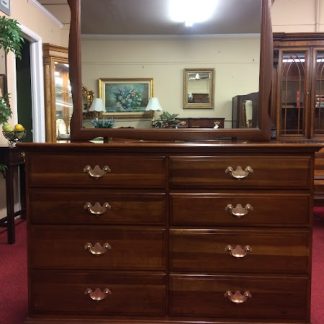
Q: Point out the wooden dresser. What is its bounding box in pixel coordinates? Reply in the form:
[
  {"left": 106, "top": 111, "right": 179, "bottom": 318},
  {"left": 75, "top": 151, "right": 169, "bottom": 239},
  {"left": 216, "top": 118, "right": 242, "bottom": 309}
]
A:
[{"left": 22, "top": 141, "right": 319, "bottom": 324}]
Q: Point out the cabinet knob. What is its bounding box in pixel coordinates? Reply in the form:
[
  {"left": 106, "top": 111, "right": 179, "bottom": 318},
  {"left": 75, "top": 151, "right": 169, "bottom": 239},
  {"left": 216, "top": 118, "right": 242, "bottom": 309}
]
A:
[
  {"left": 84, "top": 202, "right": 111, "bottom": 215},
  {"left": 225, "top": 166, "right": 253, "bottom": 179},
  {"left": 224, "top": 290, "right": 252, "bottom": 304},
  {"left": 225, "top": 203, "right": 253, "bottom": 217},
  {"left": 83, "top": 165, "right": 111, "bottom": 179},
  {"left": 84, "top": 242, "right": 111, "bottom": 255},
  {"left": 225, "top": 244, "right": 252, "bottom": 258},
  {"left": 84, "top": 288, "right": 111, "bottom": 301}
]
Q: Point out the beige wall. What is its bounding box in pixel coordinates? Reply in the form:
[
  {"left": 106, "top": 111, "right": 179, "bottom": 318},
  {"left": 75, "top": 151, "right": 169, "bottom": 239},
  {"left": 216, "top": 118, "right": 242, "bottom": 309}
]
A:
[
  {"left": 272, "top": 0, "right": 324, "bottom": 32},
  {"left": 0, "top": 1, "right": 69, "bottom": 218},
  {"left": 10, "top": 0, "right": 69, "bottom": 47}
]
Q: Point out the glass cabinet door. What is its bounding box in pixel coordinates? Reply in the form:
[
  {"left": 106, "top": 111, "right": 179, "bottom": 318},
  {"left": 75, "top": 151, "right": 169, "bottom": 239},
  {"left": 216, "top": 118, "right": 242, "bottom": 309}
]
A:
[
  {"left": 313, "top": 49, "right": 324, "bottom": 136},
  {"left": 43, "top": 44, "right": 72, "bottom": 142},
  {"left": 54, "top": 62, "right": 72, "bottom": 140},
  {"left": 278, "top": 50, "right": 309, "bottom": 137}
]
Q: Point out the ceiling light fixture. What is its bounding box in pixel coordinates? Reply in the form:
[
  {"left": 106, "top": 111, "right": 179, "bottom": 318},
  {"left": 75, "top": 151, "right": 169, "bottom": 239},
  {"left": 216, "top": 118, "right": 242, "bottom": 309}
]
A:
[{"left": 169, "top": 0, "right": 217, "bottom": 27}]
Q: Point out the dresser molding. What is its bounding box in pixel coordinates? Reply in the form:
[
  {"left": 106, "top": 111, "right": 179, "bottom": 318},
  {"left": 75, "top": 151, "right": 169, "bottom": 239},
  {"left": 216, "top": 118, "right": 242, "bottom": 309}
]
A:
[
  {"left": 20, "top": 141, "right": 320, "bottom": 324},
  {"left": 24, "top": 318, "right": 311, "bottom": 324}
]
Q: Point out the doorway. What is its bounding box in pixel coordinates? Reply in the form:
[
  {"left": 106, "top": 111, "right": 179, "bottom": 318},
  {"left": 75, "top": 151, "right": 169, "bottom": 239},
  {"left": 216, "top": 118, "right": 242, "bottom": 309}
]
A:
[{"left": 13, "top": 24, "right": 45, "bottom": 142}]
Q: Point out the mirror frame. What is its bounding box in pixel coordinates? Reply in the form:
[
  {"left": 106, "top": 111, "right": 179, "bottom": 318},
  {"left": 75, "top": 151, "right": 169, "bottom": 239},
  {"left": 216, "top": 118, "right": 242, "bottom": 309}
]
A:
[
  {"left": 68, "top": 0, "right": 273, "bottom": 142},
  {"left": 183, "top": 68, "right": 215, "bottom": 109}
]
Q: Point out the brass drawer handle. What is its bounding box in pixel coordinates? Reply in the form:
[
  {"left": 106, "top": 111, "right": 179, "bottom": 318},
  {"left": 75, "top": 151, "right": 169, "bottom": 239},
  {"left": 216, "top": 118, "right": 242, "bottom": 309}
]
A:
[
  {"left": 224, "top": 290, "right": 252, "bottom": 304},
  {"left": 84, "top": 288, "right": 111, "bottom": 301},
  {"left": 225, "top": 203, "right": 253, "bottom": 217},
  {"left": 83, "top": 165, "right": 111, "bottom": 179},
  {"left": 84, "top": 202, "right": 111, "bottom": 215},
  {"left": 84, "top": 242, "right": 111, "bottom": 255},
  {"left": 225, "top": 166, "right": 253, "bottom": 179},
  {"left": 225, "top": 244, "right": 252, "bottom": 258}
]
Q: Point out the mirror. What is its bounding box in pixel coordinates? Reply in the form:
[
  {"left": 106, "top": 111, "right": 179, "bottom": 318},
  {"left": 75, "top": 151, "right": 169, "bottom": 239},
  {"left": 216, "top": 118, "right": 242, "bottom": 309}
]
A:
[
  {"left": 183, "top": 69, "right": 214, "bottom": 109},
  {"left": 68, "top": 0, "right": 273, "bottom": 141}
]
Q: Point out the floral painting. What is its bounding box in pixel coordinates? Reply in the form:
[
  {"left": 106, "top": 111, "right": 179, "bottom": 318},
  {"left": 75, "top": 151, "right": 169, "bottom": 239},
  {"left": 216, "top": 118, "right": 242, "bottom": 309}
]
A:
[{"left": 98, "top": 78, "right": 153, "bottom": 116}]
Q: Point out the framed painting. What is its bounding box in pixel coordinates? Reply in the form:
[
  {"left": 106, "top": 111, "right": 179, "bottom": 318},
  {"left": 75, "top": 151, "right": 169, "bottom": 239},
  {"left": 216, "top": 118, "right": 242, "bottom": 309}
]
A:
[
  {"left": 0, "top": 0, "right": 10, "bottom": 15},
  {"left": 98, "top": 78, "right": 153, "bottom": 118}
]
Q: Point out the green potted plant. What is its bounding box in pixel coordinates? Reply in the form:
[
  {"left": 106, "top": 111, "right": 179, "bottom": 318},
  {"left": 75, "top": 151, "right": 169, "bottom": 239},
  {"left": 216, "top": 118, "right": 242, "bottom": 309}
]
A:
[
  {"left": 0, "top": 16, "right": 24, "bottom": 127},
  {"left": 91, "top": 118, "right": 115, "bottom": 128},
  {"left": 152, "top": 111, "right": 180, "bottom": 128},
  {"left": 0, "top": 16, "right": 24, "bottom": 128},
  {"left": 0, "top": 16, "right": 24, "bottom": 58}
]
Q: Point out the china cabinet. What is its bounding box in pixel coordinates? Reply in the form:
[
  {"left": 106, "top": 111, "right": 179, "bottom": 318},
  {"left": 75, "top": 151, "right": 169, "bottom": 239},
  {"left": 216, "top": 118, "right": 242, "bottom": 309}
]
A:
[
  {"left": 273, "top": 33, "right": 324, "bottom": 139},
  {"left": 43, "top": 44, "right": 72, "bottom": 142},
  {"left": 273, "top": 33, "right": 324, "bottom": 204}
]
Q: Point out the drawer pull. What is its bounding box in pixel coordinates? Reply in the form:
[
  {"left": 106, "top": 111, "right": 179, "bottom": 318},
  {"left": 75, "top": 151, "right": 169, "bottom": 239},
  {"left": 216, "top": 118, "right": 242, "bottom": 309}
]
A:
[
  {"left": 224, "top": 290, "right": 252, "bottom": 304},
  {"left": 84, "top": 242, "right": 111, "bottom": 255},
  {"left": 84, "top": 202, "right": 111, "bottom": 215},
  {"left": 83, "top": 165, "right": 111, "bottom": 179},
  {"left": 225, "top": 166, "right": 253, "bottom": 179},
  {"left": 225, "top": 203, "right": 253, "bottom": 217},
  {"left": 225, "top": 244, "right": 252, "bottom": 258},
  {"left": 84, "top": 288, "right": 111, "bottom": 301}
]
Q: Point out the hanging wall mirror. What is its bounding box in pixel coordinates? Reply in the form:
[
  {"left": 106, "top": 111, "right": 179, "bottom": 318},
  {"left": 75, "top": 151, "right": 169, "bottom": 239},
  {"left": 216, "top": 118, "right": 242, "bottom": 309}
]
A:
[
  {"left": 68, "top": 0, "right": 273, "bottom": 141},
  {"left": 183, "top": 68, "right": 214, "bottom": 109}
]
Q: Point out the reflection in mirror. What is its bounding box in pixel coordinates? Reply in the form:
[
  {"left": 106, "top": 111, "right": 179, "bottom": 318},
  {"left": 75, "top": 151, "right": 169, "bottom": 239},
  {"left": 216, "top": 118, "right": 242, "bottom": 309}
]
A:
[
  {"left": 232, "top": 92, "right": 258, "bottom": 128},
  {"left": 54, "top": 62, "right": 72, "bottom": 140},
  {"left": 244, "top": 100, "right": 254, "bottom": 128},
  {"left": 183, "top": 68, "right": 214, "bottom": 109},
  {"left": 80, "top": 0, "right": 261, "bottom": 130},
  {"left": 68, "top": 0, "right": 273, "bottom": 141}
]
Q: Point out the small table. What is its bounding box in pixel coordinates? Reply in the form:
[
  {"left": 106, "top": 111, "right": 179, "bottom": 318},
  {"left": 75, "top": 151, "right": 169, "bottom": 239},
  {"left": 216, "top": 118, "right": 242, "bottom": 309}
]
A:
[{"left": 0, "top": 146, "right": 26, "bottom": 244}]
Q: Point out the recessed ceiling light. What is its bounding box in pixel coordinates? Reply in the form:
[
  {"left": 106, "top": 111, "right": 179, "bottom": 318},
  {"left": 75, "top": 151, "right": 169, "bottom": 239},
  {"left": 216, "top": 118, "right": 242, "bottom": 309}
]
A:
[{"left": 169, "top": 0, "right": 218, "bottom": 27}]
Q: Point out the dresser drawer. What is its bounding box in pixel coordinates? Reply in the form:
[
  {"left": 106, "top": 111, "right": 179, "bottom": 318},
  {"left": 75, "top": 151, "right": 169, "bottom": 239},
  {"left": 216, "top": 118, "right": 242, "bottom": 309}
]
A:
[
  {"left": 170, "top": 229, "right": 310, "bottom": 274},
  {"left": 169, "top": 274, "right": 309, "bottom": 321},
  {"left": 30, "top": 226, "right": 166, "bottom": 270},
  {"left": 30, "top": 270, "right": 166, "bottom": 316},
  {"left": 171, "top": 192, "right": 311, "bottom": 226},
  {"left": 29, "top": 189, "right": 166, "bottom": 225},
  {"left": 27, "top": 153, "right": 166, "bottom": 188},
  {"left": 169, "top": 156, "right": 311, "bottom": 189}
]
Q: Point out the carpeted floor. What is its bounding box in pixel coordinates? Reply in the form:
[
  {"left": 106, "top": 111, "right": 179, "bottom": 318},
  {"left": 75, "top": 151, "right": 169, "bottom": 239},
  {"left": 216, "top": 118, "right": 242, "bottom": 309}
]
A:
[
  {"left": 0, "top": 218, "right": 324, "bottom": 324},
  {"left": 0, "top": 220, "right": 27, "bottom": 324},
  {"left": 311, "top": 215, "right": 324, "bottom": 324}
]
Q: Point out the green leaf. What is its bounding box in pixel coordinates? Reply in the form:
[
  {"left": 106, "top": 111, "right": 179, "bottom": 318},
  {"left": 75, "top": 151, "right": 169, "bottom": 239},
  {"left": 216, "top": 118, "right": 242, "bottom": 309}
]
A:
[
  {"left": 0, "top": 16, "right": 24, "bottom": 58},
  {"left": 0, "top": 94, "right": 12, "bottom": 125}
]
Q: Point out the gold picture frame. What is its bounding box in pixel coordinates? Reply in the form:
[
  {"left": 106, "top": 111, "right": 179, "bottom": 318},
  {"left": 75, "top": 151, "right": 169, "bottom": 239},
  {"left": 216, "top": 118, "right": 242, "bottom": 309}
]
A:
[
  {"left": 183, "top": 68, "right": 215, "bottom": 109},
  {"left": 98, "top": 78, "right": 154, "bottom": 118}
]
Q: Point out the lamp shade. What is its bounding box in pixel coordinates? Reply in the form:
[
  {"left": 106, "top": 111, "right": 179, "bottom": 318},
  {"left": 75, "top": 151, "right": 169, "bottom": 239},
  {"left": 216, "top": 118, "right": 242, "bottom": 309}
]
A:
[
  {"left": 89, "top": 98, "right": 104, "bottom": 112},
  {"left": 145, "top": 97, "right": 162, "bottom": 111}
]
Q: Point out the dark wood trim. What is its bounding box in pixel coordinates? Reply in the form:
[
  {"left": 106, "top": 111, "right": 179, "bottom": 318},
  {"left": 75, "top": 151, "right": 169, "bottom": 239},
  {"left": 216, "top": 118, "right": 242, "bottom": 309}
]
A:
[{"left": 273, "top": 32, "right": 324, "bottom": 48}]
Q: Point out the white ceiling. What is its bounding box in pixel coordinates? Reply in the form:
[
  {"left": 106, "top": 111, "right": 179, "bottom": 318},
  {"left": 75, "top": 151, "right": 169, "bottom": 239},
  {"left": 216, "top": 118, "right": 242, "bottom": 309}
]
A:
[{"left": 37, "top": 0, "right": 261, "bottom": 35}]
